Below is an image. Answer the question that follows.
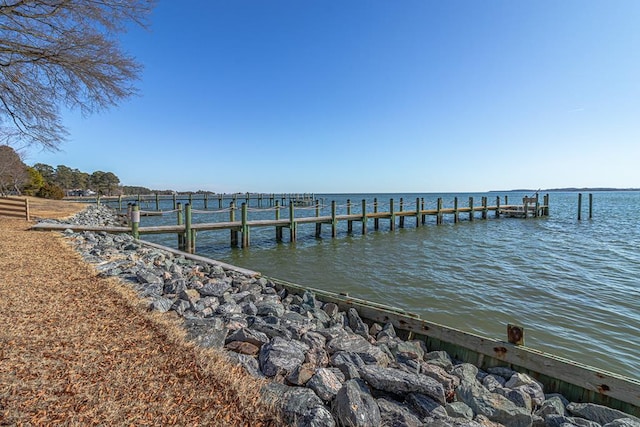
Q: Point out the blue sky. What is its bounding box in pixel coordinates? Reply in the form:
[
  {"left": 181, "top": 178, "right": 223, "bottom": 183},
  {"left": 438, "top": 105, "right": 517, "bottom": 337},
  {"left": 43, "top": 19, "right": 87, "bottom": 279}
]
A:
[{"left": 27, "top": 0, "right": 640, "bottom": 193}]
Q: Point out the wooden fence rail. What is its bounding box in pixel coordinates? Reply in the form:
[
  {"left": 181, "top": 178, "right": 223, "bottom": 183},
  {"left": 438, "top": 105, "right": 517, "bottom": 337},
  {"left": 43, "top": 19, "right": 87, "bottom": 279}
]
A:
[{"left": 0, "top": 197, "right": 30, "bottom": 220}]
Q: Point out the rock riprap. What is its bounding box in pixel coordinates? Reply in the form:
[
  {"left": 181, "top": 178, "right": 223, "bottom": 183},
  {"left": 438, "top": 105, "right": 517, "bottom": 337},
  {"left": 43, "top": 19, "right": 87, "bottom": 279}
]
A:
[{"left": 47, "top": 206, "right": 640, "bottom": 427}]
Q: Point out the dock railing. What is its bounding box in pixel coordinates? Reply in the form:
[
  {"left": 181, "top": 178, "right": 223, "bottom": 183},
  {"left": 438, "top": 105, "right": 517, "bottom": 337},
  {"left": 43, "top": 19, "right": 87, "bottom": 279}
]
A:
[{"left": 33, "top": 194, "right": 550, "bottom": 253}]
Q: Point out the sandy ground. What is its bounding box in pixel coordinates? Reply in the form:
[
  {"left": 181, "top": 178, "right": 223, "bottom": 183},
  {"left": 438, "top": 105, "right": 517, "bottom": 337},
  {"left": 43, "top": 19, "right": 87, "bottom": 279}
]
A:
[{"left": 0, "top": 198, "right": 279, "bottom": 426}]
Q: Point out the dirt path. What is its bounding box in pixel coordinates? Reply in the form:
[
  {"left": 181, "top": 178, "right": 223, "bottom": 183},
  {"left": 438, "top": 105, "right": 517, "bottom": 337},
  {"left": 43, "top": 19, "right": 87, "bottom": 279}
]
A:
[{"left": 0, "top": 200, "right": 278, "bottom": 426}]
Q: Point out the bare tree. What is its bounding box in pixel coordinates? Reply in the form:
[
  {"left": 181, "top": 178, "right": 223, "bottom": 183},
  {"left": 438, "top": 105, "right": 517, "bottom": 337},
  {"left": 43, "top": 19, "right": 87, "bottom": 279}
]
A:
[
  {"left": 0, "top": 144, "right": 27, "bottom": 194},
  {"left": 0, "top": 0, "right": 155, "bottom": 150}
]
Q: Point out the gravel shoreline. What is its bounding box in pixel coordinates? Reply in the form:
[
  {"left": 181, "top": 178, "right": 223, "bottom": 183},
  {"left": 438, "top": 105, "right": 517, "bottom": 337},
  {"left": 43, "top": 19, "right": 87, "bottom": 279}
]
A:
[{"left": 41, "top": 205, "right": 640, "bottom": 427}]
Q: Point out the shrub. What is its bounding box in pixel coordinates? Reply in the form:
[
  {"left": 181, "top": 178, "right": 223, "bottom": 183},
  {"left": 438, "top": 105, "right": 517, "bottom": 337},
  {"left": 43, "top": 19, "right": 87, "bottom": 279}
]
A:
[{"left": 37, "top": 182, "right": 65, "bottom": 200}]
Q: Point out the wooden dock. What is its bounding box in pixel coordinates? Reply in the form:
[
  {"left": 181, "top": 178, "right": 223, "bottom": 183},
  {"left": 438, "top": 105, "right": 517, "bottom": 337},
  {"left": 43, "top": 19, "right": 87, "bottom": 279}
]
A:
[{"left": 33, "top": 194, "right": 550, "bottom": 253}]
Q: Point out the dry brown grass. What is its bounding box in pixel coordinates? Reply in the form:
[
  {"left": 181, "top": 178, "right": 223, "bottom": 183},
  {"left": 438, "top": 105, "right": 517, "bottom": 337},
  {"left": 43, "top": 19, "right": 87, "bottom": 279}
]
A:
[{"left": 0, "top": 198, "right": 281, "bottom": 426}]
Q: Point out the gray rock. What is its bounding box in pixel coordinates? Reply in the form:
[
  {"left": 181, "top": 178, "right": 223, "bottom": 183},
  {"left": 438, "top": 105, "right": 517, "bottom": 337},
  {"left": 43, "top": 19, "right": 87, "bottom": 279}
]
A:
[
  {"left": 536, "top": 396, "right": 567, "bottom": 418},
  {"left": 184, "top": 318, "right": 228, "bottom": 349},
  {"left": 332, "top": 379, "right": 381, "bottom": 427},
  {"left": 406, "top": 392, "right": 447, "bottom": 419},
  {"left": 148, "top": 296, "right": 174, "bottom": 313},
  {"left": 505, "top": 373, "right": 545, "bottom": 406},
  {"left": 487, "top": 366, "right": 517, "bottom": 380},
  {"left": 136, "top": 269, "right": 162, "bottom": 285},
  {"left": 225, "top": 351, "right": 264, "bottom": 378},
  {"left": 330, "top": 351, "right": 365, "bottom": 380},
  {"left": 420, "top": 360, "right": 460, "bottom": 398},
  {"left": 259, "top": 336, "right": 309, "bottom": 377},
  {"left": 256, "top": 300, "right": 286, "bottom": 317},
  {"left": 225, "top": 327, "right": 269, "bottom": 348},
  {"left": 307, "top": 367, "right": 344, "bottom": 402},
  {"left": 262, "top": 382, "right": 334, "bottom": 427},
  {"left": 323, "top": 302, "right": 339, "bottom": 318},
  {"left": 446, "top": 401, "right": 474, "bottom": 420},
  {"left": 377, "top": 397, "right": 423, "bottom": 427},
  {"left": 482, "top": 374, "right": 506, "bottom": 391},
  {"left": 425, "top": 350, "right": 454, "bottom": 371},
  {"left": 198, "top": 280, "right": 231, "bottom": 297},
  {"left": 453, "top": 363, "right": 533, "bottom": 427},
  {"left": 392, "top": 340, "right": 426, "bottom": 361},
  {"left": 377, "top": 322, "right": 397, "bottom": 340},
  {"left": 495, "top": 387, "right": 532, "bottom": 412},
  {"left": 545, "top": 414, "right": 602, "bottom": 427},
  {"left": 287, "top": 364, "right": 316, "bottom": 386},
  {"left": 359, "top": 365, "right": 446, "bottom": 404},
  {"left": 347, "top": 308, "right": 370, "bottom": 339},
  {"left": 603, "top": 419, "right": 640, "bottom": 427},
  {"left": 326, "top": 333, "right": 390, "bottom": 366},
  {"left": 567, "top": 403, "right": 640, "bottom": 425}
]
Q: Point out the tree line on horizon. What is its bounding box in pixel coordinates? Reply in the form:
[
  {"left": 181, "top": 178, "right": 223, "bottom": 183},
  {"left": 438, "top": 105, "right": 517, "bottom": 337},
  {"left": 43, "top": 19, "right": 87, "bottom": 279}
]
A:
[{"left": 0, "top": 145, "right": 162, "bottom": 198}]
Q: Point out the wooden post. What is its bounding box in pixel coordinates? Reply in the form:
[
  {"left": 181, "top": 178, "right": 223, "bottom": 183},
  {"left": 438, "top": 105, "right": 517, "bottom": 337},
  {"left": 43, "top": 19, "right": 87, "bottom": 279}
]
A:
[
  {"left": 578, "top": 193, "right": 582, "bottom": 220},
  {"left": 204, "top": 192, "right": 209, "bottom": 209},
  {"left": 241, "top": 202, "right": 249, "bottom": 247},
  {"left": 454, "top": 197, "right": 459, "bottom": 223},
  {"left": 155, "top": 193, "right": 159, "bottom": 211},
  {"left": 131, "top": 204, "right": 140, "bottom": 239},
  {"left": 389, "top": 198, "right": 395, "bottom": 231},
  {"left": 137, "top": 194, "right": 141, "bottom": 204},
  {"left": 185, "top": 203, "right": 193, "bottom": 253},
  {"left": 399, "top": 198, "right": 405, "bottom": 228},
  {"left": 188, "top": 193, "right": 193, "bottom": 206},
  {"left": 230, "top": 202, "right": 238, "bottom": 247},
  {"left": 218, "top": 194, "right": 223, "bottom": 209},
  {"left": 482, "top": 197, "right": 488, "bottom": 219},
  {"left": 258, "top": 194, "right": 262, "bottom": 208},
  {"left": 346, "top": 199, "right": 353, "bottom": 233},
  {"left": 270, "top": 194, "right": 274, "bottom": 207},
  {"left": 496, "top": 196, "right": 501, "bottom": 218},
  {"left": 534, "top": 196, "right": 540, "bottom": 218},
  {"left": 315, "top": 200, "right": 322, "bottom": 237},
  {"left": 505, "top": 195, "right": 509, "bottom": 205},
  {"left": 589, "top": 193, "right": 593, "bottom": 219},
  {"left": 331, "top": 200, "right": 337, "bottom": 238},
  {"left": 524, "top": 197, "right": 530, "bottom": 219},
  {"left": 421, "top": 197, "right": 426, "bottom": 224},
  {"left": 275, "top": 200, "right": 283, "bottom": 242},
  {"left": 507, "top": 324, "right": 525, "bottom": 346},
  {"left": 177, "top": 202, "right": 184, "bottom": 250},
  {"left": 361, "top": 199, "right": 367, "bottom": 235},
  {"left": 469, "top": 197, "right": 474, "bottom": 221},
  {"left": 415, "top": 197, "right": 421, "bottom": 227},
  {"left": 544, "top": 194, "right": 550, "bottom": 216},
  {"left": 374, "top": 198, "right": 379, "bottom": 230},
  {"left": 118, "top": 194, "right": 122, "bottom": 212},
  {"left": 289, "top": 202, "right": 297, "bottom": 241},
  {"left": 436, "top": 198, "right": 443, "bottom": 225}
]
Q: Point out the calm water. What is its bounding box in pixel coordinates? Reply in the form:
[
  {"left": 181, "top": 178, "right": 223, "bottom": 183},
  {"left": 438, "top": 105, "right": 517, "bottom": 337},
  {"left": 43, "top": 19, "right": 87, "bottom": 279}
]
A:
[{"left": 136, "top": 191, "right": 640, "bottom": 379}]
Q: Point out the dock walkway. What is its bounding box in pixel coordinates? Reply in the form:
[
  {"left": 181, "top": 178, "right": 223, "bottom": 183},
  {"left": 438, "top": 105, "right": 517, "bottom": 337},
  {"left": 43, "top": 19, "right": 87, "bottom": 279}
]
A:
[{"left": 33, "top": 194, "right": 550, "bottom": 253}]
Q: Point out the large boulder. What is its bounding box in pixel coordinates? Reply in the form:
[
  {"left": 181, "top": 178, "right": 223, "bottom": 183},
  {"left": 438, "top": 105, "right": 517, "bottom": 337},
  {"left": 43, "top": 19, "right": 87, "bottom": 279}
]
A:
[
  {"left": 331, "top": 379, "right": 380, "bottom": 427},
  {"left": 259, "top": 336, "right": 309, "bottom": 377},
  {"left": 359, "top": 365, "right": 446, "bottom": 405}
]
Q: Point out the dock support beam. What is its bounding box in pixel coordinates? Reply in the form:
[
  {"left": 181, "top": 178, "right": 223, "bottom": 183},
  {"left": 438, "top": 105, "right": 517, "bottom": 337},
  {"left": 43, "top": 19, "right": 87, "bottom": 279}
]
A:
[
  {"left": 185, "top": 203, "right": 193, "bottom": 253},
  {"left": 389, "top": 199, "right": 395, "bottom": 231},
  {"left": 289, "top": 202, "right": 297, "bottom": 241},
  {"left": 315, "top": 200, "right": 322, "bottom": 237},
  {"left": 230, "top": 202, "right": 238, "bottom": 247},
  {"left": 361, "top": 199, "right": 367, "bottom": 234},
  {"left": 374, "top": 198, "right": 379, "bottom": 230},
  {"left": 275, "top": 201, "right": 283, "bottom": 242},
  {"left": 177, "top": 202, "right": 184, "bottom": 250},
  {"left": 131, "top": 204, "right": 140, "bottom": 239},
  {"left": 331, "top": 201, "right": 337, "bottom": 237},
  {"left": 399, "top": 198, "right": 405, "bottom": 228},
  {"left": 415, "top": 197, "right": 421, "bottom": 227},
  {"left": 469, "top": 197, "right": 474, "bottom": 221},
  {"left": 241, "top": 203, "right": 249, "bottom": 247}
]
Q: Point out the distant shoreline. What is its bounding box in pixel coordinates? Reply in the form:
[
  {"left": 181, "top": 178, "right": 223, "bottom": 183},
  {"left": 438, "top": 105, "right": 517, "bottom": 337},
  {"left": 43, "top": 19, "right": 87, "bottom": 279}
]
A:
[{"left": 491, "top": 187, "right": 640, "bottom": 193}]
